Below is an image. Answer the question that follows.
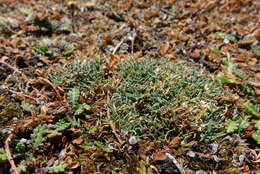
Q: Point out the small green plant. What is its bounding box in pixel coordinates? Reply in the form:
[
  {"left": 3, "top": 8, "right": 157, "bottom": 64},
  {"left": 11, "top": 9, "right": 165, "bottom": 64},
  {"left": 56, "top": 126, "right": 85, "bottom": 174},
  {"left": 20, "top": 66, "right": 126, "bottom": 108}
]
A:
[
  {"left": 55, "top": 119, "right": 71, "bottom": 132},
  {"left": 68, "top": 87, "right": 80, "bottom": 107},
  {"left": 16, "top": 143, "right": 26, "bottom": 152},
  {"left": 31, "top": 124, "right": 48, "bottom": 147},
  {"left": 95, "top": 141, "right": 112, "bottom": 153},
  {"left": 48, "top": 160, "right": 67, "bottom": 173},
  {"left": 80, "top": 141, "right": 112, "bottom": 153},
  {"left": 80, "top": 143, "right": 96, "bottom": 151},
  {"left": 225, "top": 115, "right": 249, "bottom": 133},
  {"left": 21, "top": 101, "right": 33, "bottom": 112},
  {"left": 211, "top": 46, "right": 221, "bottom": 56},
  {"left": 216, "top": 73, "right": 235, "bottom": 84},
  {"left": 252, "top": 120, "right": 260, "bottom": 144},
  {"left": 216, "top": 32, "right": 237, "bottom": 43},
  {"left": 0, "top": 148, "right": 7, "bottom": 162},
  {"left": 244, "top": 102, "right": 260, "bottom": 119},
  {"left": 62, "top": 46, "right": 75, "bottom": 56},
  {"left": 252, "top": 131, "right": 260, "bottom": 145},
  {"left": 222, "top": 58, "right": 248, "bottom": 81},
  {"left": 252, "top": 46, "right": 260, "bottom": 57},
  {"left": 34, "top": 43, "right": 48, "bottom": 55},
  {"left": 68, "top": 87, "right": 91, "bottom": 116}
]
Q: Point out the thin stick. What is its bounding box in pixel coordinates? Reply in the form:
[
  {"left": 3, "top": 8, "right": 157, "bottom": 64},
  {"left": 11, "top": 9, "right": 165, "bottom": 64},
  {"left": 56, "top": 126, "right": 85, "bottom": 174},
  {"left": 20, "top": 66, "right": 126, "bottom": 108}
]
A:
[
  {"left": 37, "top": 77, "right": 62, "bottom": 104},
  {"left": 3, "top": 87, "right": 36, "bottom": 102},
  {"left": 113, "top": 37, "right": 126, "bottom": 55},
  {"left": 106, "top": 89, "right": 124, "bottom": 145},
  {"left": 193, "top": 151, "right": 226, "bottom": 162},
  {"left": 165, "top": 153, "right": 186, "bottom": 174},
  {"left": 131, "top": 33, "right": 136, "bottom": 55},
  {"left": 5, "top": 133, "right": 20, "bottom": 174}
]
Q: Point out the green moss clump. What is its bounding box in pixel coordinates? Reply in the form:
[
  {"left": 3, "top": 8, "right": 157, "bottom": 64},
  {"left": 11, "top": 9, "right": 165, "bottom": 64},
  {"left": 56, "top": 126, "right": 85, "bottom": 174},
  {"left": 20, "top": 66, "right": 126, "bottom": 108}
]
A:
[
  {"left": 49, "top": 58, "right": 226, "bottom": 140},
  {"left": 111, "top": 58, "right": 225, "bottom": 140}
]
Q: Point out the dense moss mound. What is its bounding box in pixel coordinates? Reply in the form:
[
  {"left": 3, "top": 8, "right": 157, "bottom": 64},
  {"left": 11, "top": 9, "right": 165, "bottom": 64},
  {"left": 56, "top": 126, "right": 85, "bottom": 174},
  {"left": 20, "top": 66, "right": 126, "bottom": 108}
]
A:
[{"left": 49, "top": 58, "right": 226, "bottom": 141}]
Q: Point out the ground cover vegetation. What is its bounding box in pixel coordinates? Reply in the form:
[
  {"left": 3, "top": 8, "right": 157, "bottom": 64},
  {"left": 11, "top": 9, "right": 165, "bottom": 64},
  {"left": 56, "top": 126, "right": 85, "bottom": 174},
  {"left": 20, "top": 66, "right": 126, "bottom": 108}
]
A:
[{"left": 0, "top": 0, "right": 260, "bottom": 173}]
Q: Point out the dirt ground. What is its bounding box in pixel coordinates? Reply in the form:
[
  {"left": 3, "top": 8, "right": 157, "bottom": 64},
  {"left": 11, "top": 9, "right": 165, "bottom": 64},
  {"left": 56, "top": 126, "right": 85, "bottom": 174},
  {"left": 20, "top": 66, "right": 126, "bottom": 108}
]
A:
[{"left": 0, "top": 0, "right": 260, "bottom": 173}]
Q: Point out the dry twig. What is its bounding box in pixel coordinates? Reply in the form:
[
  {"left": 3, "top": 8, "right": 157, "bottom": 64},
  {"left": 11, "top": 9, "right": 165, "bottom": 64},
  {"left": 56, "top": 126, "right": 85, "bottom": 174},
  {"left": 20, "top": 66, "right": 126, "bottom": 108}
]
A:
[
  {"left": 36, "top": 77, "right": 63, "bottom": 104},
  {"left": 193, "top": 151, "right": 227, "bottom": 162},
  {"left": 5, "top": 133, "right": 20, "bottom": 174},
  {"left": 3, "top": 87, "right": 37, "bottom": 103}
]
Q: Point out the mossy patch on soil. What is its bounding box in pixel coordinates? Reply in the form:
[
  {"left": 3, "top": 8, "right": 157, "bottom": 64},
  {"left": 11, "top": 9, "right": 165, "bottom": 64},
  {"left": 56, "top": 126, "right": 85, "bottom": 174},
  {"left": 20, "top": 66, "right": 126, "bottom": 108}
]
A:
[{"left": 49, "top": 57, "right": 226, "bottom": 141}]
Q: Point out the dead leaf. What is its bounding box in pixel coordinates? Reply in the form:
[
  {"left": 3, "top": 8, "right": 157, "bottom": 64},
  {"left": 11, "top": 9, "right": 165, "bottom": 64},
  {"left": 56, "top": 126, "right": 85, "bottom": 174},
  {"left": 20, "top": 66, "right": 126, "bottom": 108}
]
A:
[
  {"left": 151, "top": 150, "right": 171, "bottom": 163},
  {"left": 190, "top": 49, "right": 201, "bottom": 59},
  {"left": 168, "top": 136, "right": 182, "bottom": 148},
  {"left": 72, "top": 137, "right": 83, "bottom": 145},
  {"left": 138, "top": 147, "right": 147, "bottom": 161}
]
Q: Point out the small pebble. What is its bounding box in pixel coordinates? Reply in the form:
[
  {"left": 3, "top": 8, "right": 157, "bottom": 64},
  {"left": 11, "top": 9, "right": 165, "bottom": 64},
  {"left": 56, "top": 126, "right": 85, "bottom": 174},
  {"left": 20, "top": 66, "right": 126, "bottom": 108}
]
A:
[{"left": 129, "top": 136, "right": 138, "bottom": 145}]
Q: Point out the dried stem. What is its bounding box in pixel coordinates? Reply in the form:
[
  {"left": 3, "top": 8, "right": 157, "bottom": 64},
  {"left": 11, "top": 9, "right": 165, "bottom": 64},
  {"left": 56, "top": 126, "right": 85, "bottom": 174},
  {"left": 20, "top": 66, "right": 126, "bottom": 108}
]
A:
[
  {"left": 5, "top": 133, "right": 20, "bottom": 174},
  {"left": 193, "top": 151, "right": 226, "bottom": 162},
  {"left": 131, "top": 33, "right": 136, "bottom": 55},
  {"left": 3, "top": 87, "right": 36, "bottom": 102},
  {"left": 36, "top": 77, "right": 62, "bottom": 105}
]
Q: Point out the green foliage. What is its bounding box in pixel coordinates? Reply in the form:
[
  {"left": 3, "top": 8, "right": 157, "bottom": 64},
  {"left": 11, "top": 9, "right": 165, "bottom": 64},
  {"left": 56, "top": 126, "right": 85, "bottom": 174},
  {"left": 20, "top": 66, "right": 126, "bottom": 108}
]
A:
[
  {"left": 87, "top": 126, "right": 97, "bottom": 134},
  {"left": 60, "top": 18, "right": 71, "bottom": 31},
  {"left": 222, "top": 58, "right": 248, "bottom": 80},
  {"left": 178, "top": 10, "right": 190, "bottom": 18},
  {"left": 138, "top": 160, "right": 147, "bottom": 174},
  {"left": 62, "top": 46, "right": 75, "bottom": 56},
  {"left": 0, "top": 16, "right": 9, "bottom": 28},
  {"left": 68, "top": 87, "right": 80, "bottom": 107},
  {"left": 252, "top": 46, "right": 260, "bottom": 57},
  {"left": 216, "top": 73, "right": 235, "bottom": 84},
  {"left": 200, "top": 120, "right": 226, "bottom": 142},
  {"left": 17, "top": 162, "right": 27, "bottom": 173},
  {"left": 67, "top": 87, "right": 91, "bottom": 116},
  {"left": 111, "top": 58, "right": 224, "bottom": 139},
  {"left": 31, "top": 124, "right": 48, "bottom": 147},
  {"left": 16, "top": 143, "right": 26, "bottom": 152},
  {"left": 0, "top": 148, "right": 7, "bottom": 161},
  {"left": 48, "top": 59, "right": 106, "bottom": 88},
  {"left": 225, "top": 116, "right": 249, "bottom": 133},
  {"left": 80, "top": 143, "right": 96, "bottom": 151},
  {"left": 241, "top": 84, "right": 255, "bottom": 96},
  {"left": 216, "top": 32, "right": 237, "bottom": 43},
  {"left": 95, "top": 141, "right": 112, "bottom": 153},
  {"left": 55, "top": 119, "right": 71, "bottom": 132},
  {"left": 170, "top": 5, "right": 178, "bottom": 17},
  {"left": 233, "top": 68, "right": 248, "bottom": 81},
  {"left": 21, "top": 101, "right": 33, "bottom": 112},
  {"left": 34, "top": 43, "right": 48, "bottom": 55},
  {"left": 80, "top": 141, "right": 112, "bottom": 153},
  {"left": 74, "top": 103, "right": 91, "bottom": 115},
  {"left": 244, "top": 102, "right": 260, "bottom": 119},
  {"left": 252, "top": 131, "right": 260, "bottom": 145},
  {"left": 255, "top": 120, "right": 260, "bottom": 130},
  {"left": 49, "top": 58, "right": 225, "bottom": 141},
  {"left": 48, "top": 160, "right": 67, "bottom": 173},
  {"left": 211, "top": 46, "right": 221, "bottom": 56}
]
